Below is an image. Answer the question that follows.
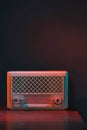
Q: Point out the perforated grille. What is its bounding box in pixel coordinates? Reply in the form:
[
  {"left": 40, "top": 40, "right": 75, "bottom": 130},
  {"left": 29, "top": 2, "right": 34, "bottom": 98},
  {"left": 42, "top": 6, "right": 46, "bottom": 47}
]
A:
[{"left": 11, "top": 76, "right": 64, "bottom": 93}]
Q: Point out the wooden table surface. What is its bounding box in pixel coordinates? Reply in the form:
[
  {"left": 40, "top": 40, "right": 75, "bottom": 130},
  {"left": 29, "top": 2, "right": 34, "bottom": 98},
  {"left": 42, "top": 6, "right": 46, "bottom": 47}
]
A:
[{"left": 0, "top": 110, "right": 87, "bottom": 130}]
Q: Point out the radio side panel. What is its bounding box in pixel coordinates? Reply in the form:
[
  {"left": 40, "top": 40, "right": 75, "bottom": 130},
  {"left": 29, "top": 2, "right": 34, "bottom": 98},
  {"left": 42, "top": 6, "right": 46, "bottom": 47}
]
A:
[
  {"left": 7, "top": 72, "right": 12, "bottom": 108},
  {"left": 64, "top": 71, "right": 68, "bottom": 109}
]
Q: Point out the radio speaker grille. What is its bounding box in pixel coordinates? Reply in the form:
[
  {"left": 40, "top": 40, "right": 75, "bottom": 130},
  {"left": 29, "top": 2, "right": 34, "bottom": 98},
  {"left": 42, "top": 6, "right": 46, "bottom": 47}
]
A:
[{"left": 12, "top": 76, "right": 64, "bottom": 93}]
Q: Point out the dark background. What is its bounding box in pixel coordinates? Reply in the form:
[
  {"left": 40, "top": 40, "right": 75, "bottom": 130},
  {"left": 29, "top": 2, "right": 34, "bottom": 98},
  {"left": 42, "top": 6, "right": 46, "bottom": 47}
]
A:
[{"left": 1, "top": 0, "right": 87, "bottom": 123}]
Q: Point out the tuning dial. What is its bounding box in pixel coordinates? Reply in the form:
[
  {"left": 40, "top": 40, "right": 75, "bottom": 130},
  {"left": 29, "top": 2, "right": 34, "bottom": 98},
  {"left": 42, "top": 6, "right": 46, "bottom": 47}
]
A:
[
  {"left": 13, "top": 97, "right": 20, "bottom": 104},
  {"left": 54, "top": 96, "right": 61, "bottom": 105},
  {"left": 12, "top": 95, "right": 25, "bottom": 104},
  {"left": 51, "top": 95, "right": 62, "bottom": 105}
]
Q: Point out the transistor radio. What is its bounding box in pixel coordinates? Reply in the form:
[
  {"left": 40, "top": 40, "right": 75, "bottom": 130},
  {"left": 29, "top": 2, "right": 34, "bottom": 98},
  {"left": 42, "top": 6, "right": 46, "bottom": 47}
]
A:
[{"left": 7, "top": 71, "right": 68, "bottom": 110}]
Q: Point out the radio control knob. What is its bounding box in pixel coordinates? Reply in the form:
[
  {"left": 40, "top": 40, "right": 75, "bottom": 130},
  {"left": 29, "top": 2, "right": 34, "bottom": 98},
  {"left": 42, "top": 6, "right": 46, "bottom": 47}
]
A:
[
  {"left": 51, "top": 95, "right": 62, "bottom": 105},
  {"left": 54, "top": 96, "right": 61, "bottom": 105},
  {"left": 13, "top": 97, "right": 20, "bottom": 104}
]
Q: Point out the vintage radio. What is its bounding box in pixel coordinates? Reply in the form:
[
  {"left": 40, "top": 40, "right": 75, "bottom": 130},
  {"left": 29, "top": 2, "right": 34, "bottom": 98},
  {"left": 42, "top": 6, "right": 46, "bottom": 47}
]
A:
[{"left": 7, "top": 71, "right": 68, "bottom": 110}]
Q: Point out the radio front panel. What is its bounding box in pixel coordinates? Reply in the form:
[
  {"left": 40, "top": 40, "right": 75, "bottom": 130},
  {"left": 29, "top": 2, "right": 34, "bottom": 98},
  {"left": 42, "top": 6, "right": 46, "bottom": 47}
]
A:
[{"left": 7, "top": 71, "right": 68, "bottom": 110}]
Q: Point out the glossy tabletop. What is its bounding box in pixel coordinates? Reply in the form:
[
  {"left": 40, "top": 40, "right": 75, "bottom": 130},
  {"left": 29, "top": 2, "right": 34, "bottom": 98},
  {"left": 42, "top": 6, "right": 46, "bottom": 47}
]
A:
[{"left": 0, "top": 110, "right": 87, "bottom": 130}]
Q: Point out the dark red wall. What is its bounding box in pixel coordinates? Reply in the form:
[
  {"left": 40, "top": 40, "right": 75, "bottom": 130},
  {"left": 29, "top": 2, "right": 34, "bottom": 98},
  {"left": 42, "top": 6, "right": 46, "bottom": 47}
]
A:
[{"left": 1, "top": 1, "right": 87, "bottom": 122}]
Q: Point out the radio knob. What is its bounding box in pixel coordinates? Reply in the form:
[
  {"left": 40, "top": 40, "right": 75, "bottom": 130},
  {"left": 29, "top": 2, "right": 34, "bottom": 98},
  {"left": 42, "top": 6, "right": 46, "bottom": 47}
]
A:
[
  {"left": 54, "top": 96, "right": 61, "bottom": 105},
  {"left": 51, "top": 95, "right": 62, "bottom": 105},
  {"left": 13, "top": 97, "right": 20, "bottom": 104}
]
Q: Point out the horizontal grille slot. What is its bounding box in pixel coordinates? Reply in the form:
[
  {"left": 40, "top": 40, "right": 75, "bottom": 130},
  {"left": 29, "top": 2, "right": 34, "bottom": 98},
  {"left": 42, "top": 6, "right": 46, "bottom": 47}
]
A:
[{"left": 11, "top": 76, "right": 64, "bottom": 93}]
